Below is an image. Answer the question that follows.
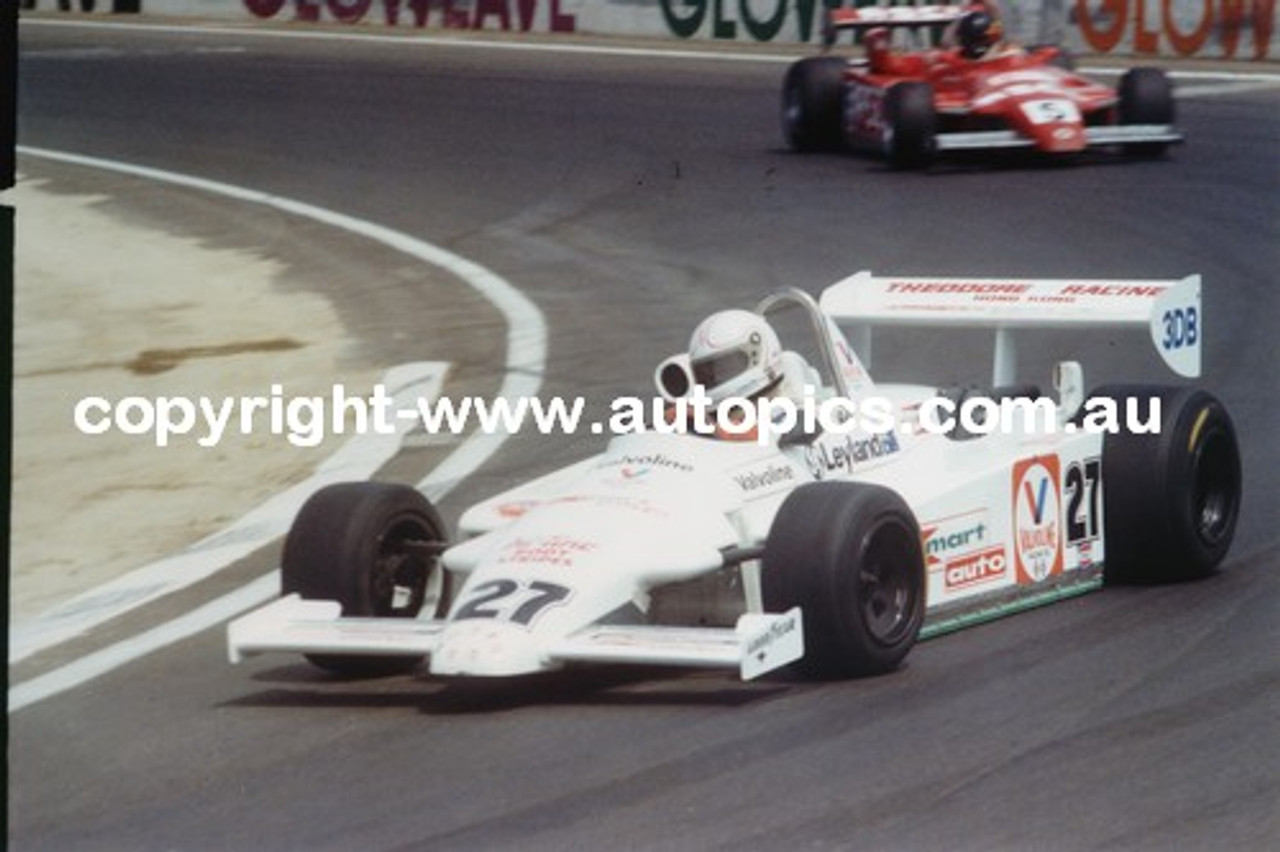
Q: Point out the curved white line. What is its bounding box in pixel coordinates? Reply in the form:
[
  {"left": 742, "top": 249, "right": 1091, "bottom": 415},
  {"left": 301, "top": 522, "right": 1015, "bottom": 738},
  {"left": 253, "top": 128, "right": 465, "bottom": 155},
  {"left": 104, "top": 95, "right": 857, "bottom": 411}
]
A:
[
  {"left": 8, "top": 361, "right": 456, "bottom": 663},
  {"left": 9, "top": 147, "right": 546, "bottom": 707},
  {"left": 10, "top": 575, "right": 279, "bottom": 713}
]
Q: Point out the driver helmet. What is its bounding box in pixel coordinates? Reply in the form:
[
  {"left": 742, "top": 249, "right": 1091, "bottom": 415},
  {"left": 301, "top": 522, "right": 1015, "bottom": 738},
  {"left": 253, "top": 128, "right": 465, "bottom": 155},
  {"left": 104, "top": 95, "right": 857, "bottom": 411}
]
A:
[
  {"left": 688, "top": 309, "right": 783, "bottom": 403},
  {"left": 956, "top": 4, "right": 1004, "bottom": 59}
]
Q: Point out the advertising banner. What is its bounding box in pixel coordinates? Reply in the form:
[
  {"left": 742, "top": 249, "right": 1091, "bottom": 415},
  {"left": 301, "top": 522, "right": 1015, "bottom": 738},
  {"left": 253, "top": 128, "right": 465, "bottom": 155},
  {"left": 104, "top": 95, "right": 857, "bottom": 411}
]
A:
[{"left": 21, "top": 0, "right": 1280, "bottom": 60}]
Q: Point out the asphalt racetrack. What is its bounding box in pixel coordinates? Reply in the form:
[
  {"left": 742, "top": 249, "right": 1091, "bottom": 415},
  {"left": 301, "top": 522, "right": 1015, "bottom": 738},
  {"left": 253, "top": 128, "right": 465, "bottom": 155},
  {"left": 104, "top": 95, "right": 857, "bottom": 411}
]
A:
[{"left": 11, "top": 19, "right": 1280, "bottom": 851}]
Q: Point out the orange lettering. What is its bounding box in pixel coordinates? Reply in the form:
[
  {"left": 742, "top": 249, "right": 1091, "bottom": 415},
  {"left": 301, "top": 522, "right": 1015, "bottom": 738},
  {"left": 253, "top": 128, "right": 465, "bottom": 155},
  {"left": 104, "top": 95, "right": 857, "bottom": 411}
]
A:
[
  {"left": 1164, "top": 0, "right": 1213, "bottom": 55},
  {"left": 1221, "top": 0, "right": 1277, "bottom": 58},
  {"left": 1076, "top": 0, "right": 1128, "bottom": 52},
  {"left": 1135, "top": 0, "right": 1161, "bottom": 52}
]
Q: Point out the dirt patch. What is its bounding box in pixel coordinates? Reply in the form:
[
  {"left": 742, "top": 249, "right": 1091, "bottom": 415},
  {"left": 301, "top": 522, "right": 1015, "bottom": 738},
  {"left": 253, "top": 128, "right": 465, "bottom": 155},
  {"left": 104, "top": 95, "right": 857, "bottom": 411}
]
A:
[{"left": 9, "top": 174, "right": 382, "bottom": 620}]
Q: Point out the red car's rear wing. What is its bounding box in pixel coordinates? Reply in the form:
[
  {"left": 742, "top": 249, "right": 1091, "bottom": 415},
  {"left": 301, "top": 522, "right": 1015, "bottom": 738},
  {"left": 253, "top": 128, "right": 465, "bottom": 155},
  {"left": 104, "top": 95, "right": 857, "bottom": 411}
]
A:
[
  {"left": 819, "top": 271, "right": 1202, "bottom": 385},
  {"left": 823, "top": 4, "right": 964, "bottom": 42}
]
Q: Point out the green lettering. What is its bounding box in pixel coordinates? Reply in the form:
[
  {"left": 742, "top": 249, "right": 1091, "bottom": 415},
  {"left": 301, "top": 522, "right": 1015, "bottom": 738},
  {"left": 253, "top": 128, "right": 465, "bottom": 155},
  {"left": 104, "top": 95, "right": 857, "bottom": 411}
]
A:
[{"left": 661, "top": 0, "right": 708, "bottom": 38}]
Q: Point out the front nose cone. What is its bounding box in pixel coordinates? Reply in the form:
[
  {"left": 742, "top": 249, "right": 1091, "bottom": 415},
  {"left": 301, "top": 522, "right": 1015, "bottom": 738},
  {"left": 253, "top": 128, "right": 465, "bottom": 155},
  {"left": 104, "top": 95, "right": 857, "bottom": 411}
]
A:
[{"left": 429, "top": 621, "right": 546, "bottom": 677}]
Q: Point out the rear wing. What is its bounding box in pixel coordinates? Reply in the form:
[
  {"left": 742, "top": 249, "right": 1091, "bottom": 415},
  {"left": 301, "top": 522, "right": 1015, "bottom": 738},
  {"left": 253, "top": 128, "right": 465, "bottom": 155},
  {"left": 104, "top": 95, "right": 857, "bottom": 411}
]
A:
[
  {"left": 823, "top": 4, "right": 963, "bottom": 45},
  {"left": 819, "top": 271, "right": 1202, "bottom": 385}
]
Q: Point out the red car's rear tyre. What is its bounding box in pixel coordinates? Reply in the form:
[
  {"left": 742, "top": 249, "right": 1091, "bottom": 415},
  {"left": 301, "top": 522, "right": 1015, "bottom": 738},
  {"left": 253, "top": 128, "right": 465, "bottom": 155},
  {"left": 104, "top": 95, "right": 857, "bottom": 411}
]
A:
[{"left": 885, "top": 82, "right": 936, "bottom": 169}]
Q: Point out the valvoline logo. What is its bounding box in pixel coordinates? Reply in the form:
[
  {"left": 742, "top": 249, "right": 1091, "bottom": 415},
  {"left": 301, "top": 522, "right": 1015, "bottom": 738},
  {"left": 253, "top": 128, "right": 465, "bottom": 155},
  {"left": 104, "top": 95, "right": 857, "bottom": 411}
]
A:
[
  {"left": 600, "top": 453, "right": 695, "bottom": 485},
  {"left": 1012, "top": 455, "right": 1063, "bottom": 584}
]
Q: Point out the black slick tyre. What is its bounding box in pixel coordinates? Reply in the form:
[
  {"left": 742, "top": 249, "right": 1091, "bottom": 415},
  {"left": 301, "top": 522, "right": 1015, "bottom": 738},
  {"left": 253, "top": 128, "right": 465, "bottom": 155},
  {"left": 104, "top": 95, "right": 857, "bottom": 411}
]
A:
[
  {"left": 282, "top": 482, "right": 450, "bottom": 676},
  {"left": 884, "top": 81, "right": 936, "bottom": 169},
  {"left": 1118, "top": 67, "right": 1175, "bottom": 157},
  {"left": 1092, "top": 386, "right": 1241, "bottom": 583},
  {"left": 762, "top": 482, "right": 925, "bottom": 678},
  {"left": 781, "top": 56, "right": 847, "bottom": 152}
]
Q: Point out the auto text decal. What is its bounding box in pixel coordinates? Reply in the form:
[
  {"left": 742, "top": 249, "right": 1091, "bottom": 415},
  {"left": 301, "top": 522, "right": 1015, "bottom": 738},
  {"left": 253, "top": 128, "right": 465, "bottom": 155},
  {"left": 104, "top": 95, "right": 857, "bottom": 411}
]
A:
[{"left": 921, "top": 508, "right": 1007, "bottom": 592}]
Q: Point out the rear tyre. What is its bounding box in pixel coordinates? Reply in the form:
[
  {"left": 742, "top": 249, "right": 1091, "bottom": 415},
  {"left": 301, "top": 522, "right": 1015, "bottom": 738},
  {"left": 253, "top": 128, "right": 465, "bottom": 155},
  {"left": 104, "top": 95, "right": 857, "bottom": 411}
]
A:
[
  {"left": 884, "top": 81, "right": 936, "bottom": 169},
  {"left": 763, "top": 482, "right": 925, "bottom": 678},
  {"left": 1091, "top": 386, "right": 1241, "bottom": 583},
  {"left": 781, "top": 56, "right": 847, "bottom": 152},
  {"left": 1118, "top": 67, "right": 1175, "bottom": 157},
  {"left": 282, "top": 482, "right": 450, "bottom": 676}
]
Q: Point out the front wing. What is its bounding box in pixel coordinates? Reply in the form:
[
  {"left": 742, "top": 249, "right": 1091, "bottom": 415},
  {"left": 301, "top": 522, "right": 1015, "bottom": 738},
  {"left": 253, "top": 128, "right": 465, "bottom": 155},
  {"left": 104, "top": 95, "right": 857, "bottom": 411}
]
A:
[
  {"left": 936, "top": 123, "right": 1183, "bottom": 152},
  {"left": 228, "top": 595, "right": 804, "bottom": 681}
]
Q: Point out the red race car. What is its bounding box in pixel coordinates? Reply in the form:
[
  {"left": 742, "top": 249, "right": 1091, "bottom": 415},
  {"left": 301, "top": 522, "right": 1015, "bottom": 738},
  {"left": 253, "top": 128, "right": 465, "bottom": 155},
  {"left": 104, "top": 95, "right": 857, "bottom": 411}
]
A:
[{"left": 782, "top": 3, "right": 1181, "bottom": 168}]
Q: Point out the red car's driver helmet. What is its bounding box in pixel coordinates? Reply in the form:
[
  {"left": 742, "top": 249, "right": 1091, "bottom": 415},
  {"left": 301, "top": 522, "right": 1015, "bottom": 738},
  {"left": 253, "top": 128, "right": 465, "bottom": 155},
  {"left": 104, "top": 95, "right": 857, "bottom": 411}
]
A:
[{"left": 956, "top": 5, "right": 1004, "bottom": 59}]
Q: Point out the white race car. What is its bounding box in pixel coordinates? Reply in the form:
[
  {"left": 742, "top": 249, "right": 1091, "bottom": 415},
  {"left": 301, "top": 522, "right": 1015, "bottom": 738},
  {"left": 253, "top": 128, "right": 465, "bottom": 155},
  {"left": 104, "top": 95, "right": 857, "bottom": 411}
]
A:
[{"left": 228, "top": 272, "right": 1241, "bottom": 682}]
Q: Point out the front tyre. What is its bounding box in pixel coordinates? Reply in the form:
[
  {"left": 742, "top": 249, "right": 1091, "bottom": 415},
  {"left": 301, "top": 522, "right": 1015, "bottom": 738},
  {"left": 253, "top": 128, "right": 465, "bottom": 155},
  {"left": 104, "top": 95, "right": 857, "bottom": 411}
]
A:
[
  {"left": 1118, "top": 67, "right": 1175, "bottom": 158},
  {"left": 782, "top": 56, "right": 847, "bottom": 152},
  {"left": 1093, "top": 386, "right": 1241, "bottom": 583},
  {"left": 763, "top": 482, "right": 925, "bottom": 678},
  {"left": 282, "top": 482, "right": 450, "bottom": 676}
]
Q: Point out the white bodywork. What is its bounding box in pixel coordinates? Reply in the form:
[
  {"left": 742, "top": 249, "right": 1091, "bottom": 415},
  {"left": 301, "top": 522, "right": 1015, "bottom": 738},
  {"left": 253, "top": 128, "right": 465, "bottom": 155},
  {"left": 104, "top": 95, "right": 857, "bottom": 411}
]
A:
[{"left": 229, "top": 271, "right": 1202, "bottom": 680}]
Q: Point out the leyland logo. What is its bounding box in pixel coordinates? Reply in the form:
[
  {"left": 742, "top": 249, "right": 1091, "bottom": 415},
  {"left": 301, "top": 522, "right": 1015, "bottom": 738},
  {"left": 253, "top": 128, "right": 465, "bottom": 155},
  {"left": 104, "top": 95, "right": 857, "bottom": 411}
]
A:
[{"left": 1012, "top": 456, "right": 1063, "bottom": 584}]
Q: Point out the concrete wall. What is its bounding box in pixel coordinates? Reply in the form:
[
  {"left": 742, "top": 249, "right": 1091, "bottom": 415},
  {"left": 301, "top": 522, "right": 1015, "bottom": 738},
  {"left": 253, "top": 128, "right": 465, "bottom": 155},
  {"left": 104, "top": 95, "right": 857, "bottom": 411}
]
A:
[{"left": 20, "top": 1, "right": 1279, "bottom": 60}]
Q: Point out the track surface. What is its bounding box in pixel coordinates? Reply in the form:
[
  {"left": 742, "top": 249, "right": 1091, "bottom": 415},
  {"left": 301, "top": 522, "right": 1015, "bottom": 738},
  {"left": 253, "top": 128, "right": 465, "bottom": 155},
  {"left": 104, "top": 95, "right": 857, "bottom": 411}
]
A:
[{"left": 11, "top": 22, "right": 1279, "bottom": 851}]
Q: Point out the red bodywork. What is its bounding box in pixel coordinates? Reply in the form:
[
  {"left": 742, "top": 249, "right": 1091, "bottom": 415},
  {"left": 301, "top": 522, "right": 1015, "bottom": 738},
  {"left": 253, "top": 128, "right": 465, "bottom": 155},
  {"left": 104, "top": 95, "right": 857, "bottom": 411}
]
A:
[{"left": 846, "top": 45, "right": 1119, "bottom": 153}]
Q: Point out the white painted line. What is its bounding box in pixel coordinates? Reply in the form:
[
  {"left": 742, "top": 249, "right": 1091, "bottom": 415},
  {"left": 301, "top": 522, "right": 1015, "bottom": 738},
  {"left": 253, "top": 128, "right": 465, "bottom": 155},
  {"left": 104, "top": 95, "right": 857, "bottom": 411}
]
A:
[
  {"left": 1084, "top": 66, "right": 1280, "bottom": 84},
  {"left": 9, "top": 573, "right": 279, "bottom": 714},
  {"left": 1176, "top": 81, "right": 1280, "bottom": 98},
  {"left": 10, "top": 148, "right": 548, "bottom": 708},
  {"left": 9, "top": 360, "right": 449, "bottom": 662},
  {"left": 6, "top": 406, "right": 510, "bottom": 714}
]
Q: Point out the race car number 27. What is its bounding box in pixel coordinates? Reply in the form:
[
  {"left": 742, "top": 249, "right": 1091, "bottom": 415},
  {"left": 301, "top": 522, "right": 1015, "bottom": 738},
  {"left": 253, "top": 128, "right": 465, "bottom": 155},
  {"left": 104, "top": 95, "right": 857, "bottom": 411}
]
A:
[
  {"left": 454, "top": 579, "right": 571, "bottom": 626},
  {"left": 1064, "top": 458, "right": 1101, "bottom": 545}
]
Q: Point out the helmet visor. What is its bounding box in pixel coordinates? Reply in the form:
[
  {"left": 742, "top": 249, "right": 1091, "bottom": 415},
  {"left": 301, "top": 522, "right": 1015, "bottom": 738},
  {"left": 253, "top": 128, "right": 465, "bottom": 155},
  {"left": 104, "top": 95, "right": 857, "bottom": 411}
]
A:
[{"left": 691, "top": 349, "right": 750, "bottom": 390}]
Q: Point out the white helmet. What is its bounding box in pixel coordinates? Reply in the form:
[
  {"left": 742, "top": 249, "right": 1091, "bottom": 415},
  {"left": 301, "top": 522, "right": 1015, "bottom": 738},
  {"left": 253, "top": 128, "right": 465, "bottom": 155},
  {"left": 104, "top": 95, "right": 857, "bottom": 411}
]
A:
[{"left": 688, "top": 309, "right": 783, "bottom": 402}]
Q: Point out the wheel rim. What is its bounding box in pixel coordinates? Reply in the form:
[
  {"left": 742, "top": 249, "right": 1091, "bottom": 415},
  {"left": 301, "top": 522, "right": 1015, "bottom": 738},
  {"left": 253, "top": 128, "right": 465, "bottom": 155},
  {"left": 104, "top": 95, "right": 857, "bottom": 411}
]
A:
[
  {"left": 1191, "top": 427, "right": 1239, "bottom": 547},
  {"left": 370, "top": 516, "right": 441, "bottom": 618},
  {"left": 856, "top": 521, "right": 920, "bottom": 647}
]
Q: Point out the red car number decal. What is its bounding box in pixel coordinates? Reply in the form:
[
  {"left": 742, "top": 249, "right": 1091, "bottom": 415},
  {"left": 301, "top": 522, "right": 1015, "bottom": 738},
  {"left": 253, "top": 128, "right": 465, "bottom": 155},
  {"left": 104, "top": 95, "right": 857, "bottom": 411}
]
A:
[{"left": 846, "top": 84, "right": 886, "bottom": 141}]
